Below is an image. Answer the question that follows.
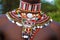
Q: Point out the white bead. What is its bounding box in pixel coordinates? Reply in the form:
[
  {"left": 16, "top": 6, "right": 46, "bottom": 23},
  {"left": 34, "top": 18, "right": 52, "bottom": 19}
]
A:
[
  {"left": 33, "top": 26, "right": 36, "bottom": 30},
  {"left": 28, "top": 25, "right": 32, "bottom": 28},
  {"left": 37, "top": 26, "right": 40, "bottom": 28},
  {"left": 32, "top": 18, "right": 36, "bottom": 20},
  {"left": 6, "top": 14, "right": 11, "bottom": 20},
  {"left": 41, "top": 17, "right": 44, "bottom": 19},
  {"left": 45, "top": 23, "right": 48, "bottom": 26},
  {"left": 27, "top": 13, "right": 33, "bottom": 18},
  {"left": 29, "top": 4, "right": 31, "bottom": 10},
  {"left": 40, "top": 26, "right": 43, "bottom": 28},
  {"left": 22, "top": 35, "right": 29, "bottom": 38},
  {"left": 41, "top": 13, "right": 44, "bottom": 14},
  {"left": 16, "top": 22, "right": 22, "bottom": 26},
  {"left": 6, "top": 14, "right": 14, "bottom": 23},
  {"left": 24, "top": 29, "right": 26, "bottom": 31},
  {"left": 33, "top": 14, "right": 35, "bottom": 16},
  {"left": 11, "top": 21, "right": 15, "bottom": 23},
  {"left": 23, "top": 24, "right": 27, "bottom": 27},
  {"left": 50, "top": 19, "right": 53, "bottom": 22}
]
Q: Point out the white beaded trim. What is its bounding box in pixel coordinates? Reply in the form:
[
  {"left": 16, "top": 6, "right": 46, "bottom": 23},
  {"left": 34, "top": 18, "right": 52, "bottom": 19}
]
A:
[
  {"left": 16, "top": 22, "right": 23, "bottom": 26},
  {"left": 6, "top": 12, "right": 53, "bottom": 28},
  {"left": 6, "top": 13, "right": 23, "bottom": 26}
]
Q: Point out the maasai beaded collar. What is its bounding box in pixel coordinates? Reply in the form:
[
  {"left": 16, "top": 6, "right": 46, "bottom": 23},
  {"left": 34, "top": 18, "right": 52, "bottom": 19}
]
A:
[
  {"left": 6, "top": 8, "right": 53, "bottom": 40},
  {"left": 6, "top": 1, "right": 53, "bottom": 40}
]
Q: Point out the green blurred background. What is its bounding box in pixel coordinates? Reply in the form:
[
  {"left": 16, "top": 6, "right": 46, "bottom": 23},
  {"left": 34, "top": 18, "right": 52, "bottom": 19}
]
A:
[{"left": 0, "top": 0, "right": 60, "bottom": 22}]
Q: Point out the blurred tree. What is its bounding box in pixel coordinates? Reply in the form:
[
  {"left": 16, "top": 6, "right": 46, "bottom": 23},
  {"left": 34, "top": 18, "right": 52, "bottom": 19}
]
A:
[
  {"left": 55, "top": 0, "right": 60, "bottom": 10},
  {"left": 41, "top": 0, "right": 58, "bottom": 12},
  {"left": 47, "top": 0, "right": 60, "bottom": 22},
  {"left": 3, "top": 0, "right": 19, "bottom": 13},
  {"left": 0, "top": 0, "right": 4, "bottom": 14}
]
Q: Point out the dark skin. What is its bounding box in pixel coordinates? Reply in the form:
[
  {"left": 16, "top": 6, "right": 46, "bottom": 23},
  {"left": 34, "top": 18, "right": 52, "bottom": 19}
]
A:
[
  {"left": 0, "top": 14, "right": 60, "bottom": 40},
  {"left": 22, "top": 0, "right": 40, "bottom": 4}
]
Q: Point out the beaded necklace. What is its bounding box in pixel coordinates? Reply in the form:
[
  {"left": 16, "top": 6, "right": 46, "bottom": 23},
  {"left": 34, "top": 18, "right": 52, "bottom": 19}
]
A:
[{"left": 6, "top": 8, "right": 53, "bottom": 40}]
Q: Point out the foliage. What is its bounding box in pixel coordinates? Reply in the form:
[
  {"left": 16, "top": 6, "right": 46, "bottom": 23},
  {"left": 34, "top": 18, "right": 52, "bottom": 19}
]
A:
[
  {"left": 47, "top": 11, "right": 60, "bottom": 22},
  {"left": 46, "top": 0, "right": 60, "bottom": 22},
  {"left": 41, "top": 0, "right": 58, "bottom": 12}
]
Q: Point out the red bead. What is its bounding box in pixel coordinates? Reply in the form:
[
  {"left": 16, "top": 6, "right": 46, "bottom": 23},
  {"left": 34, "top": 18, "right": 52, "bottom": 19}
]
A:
[{"left": 26, "top": 28, "right": 31, "bottom": 33}]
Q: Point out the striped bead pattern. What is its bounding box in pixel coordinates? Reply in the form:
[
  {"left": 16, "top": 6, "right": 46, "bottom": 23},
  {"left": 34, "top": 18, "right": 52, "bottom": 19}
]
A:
[{"left": 20, "top": 1, "right": 41, "bottom": 12}]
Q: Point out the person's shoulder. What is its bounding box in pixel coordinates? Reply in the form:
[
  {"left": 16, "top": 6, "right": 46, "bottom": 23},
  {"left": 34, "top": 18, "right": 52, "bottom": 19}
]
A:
[
  {"left": 0, "top": 14, "right": 6, "bottom": 21},
  {"left": 0, "top": 14, "right": 5, "bottom": 18},
  {"left": 50, "top": 21, "right": 60, "bottom": 27},
  {"left": 49, "top": 21, "right": 60, "bottom": 33},
  {"left": 0, "top": 14, "right": 7, "bottom": 26}
]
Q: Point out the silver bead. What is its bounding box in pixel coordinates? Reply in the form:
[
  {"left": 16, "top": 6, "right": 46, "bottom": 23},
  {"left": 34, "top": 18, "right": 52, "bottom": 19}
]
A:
[
  {"left": 22, "top": 35, "right": 29, "bottom": 38},
  {"left": 33, "top": 26, "right": 36, "bottom": 30},
  {"left": 16, "top": 22, "right": 22, "bottom": 26},
  {"left": 37, "top": 26, "right": 40, "bottom": 28},
  {"left": 11, "top": 21, "right": 15, "bottom": 23},
  {"left": 44, "top": 23, "right": 48, "bottom": 26},
  {"left": 50, "top": 19, "right": 53, "bottom": 22},
  {"left": 27, "top": 13, "right": 33, "bottom": 18},
  {"left": 40, "top": 26, "right": 43, "bottom": 28}
]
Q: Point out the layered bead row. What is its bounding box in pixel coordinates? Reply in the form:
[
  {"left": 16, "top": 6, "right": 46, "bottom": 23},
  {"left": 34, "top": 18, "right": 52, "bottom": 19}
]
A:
[{"left": 20, "top": 1, "right": 41, "bottom": 12}]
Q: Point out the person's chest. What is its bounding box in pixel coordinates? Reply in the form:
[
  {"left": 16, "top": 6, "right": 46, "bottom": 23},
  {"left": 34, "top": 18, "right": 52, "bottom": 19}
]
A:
[{"left": 0, "top": 14, "right": 56, "bottom": 40}]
